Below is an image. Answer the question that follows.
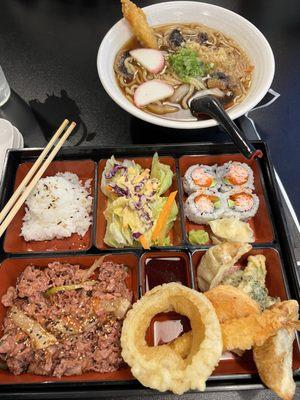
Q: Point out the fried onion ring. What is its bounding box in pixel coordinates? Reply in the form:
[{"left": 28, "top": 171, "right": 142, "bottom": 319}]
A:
[{"left": 121, "top": 283, "right": 222, "bottom": 394}]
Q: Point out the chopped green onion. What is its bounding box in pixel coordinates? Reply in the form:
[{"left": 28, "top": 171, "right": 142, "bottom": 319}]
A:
[{"left": 169, "top": 48, "right": 211, "bottom": 82}]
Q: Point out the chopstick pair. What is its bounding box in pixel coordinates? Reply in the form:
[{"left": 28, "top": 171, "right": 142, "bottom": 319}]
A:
[{"left": 0, "top": 119, "right": 76, "bottom": 238}]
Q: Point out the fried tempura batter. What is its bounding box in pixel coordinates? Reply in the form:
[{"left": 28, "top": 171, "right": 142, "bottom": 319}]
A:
[
  {"left": 253, "top": 301, "right": 299, "bottom": 400},
  {"left": 121, "top": 0, "right": 158, "bottom": 49},
  {"left": 168, "top": 293, "right": 300, "bottom": 359},
  {"left": 221, "top": 300, "right": 300, "bottom": 351},
  {"left": 121, "top": 283, "right": 222, "bottom": 395},
  {"left": 205, "top": 285, "right": 260, "bottom": 322},
  {"left": 168, "top": 330, "right": 192, "bottom": 359},
  {"left": 169, "top": 286, "right": 260, "bottom": 357},
  {"left": 170, "top": 301, "right": 300, "bottom": 356}
]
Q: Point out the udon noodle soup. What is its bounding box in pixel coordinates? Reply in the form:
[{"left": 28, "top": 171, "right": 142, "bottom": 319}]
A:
[{"left": 114, "top": 23, "right": 254, "bottom": 118}]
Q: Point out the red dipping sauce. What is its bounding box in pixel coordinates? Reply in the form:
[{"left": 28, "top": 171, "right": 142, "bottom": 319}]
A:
[
  {"left": 145, "top": 257, "right": 188, "bottom": 291},
  {"left": 144, "top": 256, "right": 191, "bottom": 346}
]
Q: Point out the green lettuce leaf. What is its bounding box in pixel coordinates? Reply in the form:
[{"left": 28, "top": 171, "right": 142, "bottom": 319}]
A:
[
  {"left": 150, "top": 153, "right": 173, "bottom": 195},
  {"left": 103, "top": 198, "right": 135, "bottom": 247}
]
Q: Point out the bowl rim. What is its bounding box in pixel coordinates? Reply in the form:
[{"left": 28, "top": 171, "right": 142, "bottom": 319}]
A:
[{"left": 97, "top": 1, "right": 275, "bottom": 129}]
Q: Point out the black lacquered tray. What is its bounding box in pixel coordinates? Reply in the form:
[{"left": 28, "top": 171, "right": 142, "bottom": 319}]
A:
[{"left": 0, "top": 141, "right": 299, "bottom": 398}]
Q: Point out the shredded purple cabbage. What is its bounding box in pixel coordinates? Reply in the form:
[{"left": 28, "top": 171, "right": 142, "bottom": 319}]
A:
[
  {"left": 134, "top": 194, "right": 146, "bottom": 209},
  {"left": 140, "top": 209, "right": 151, "bottom": 222},
  {"left": 111, "top": 184, "right": 128, "bottom": 197},
  {"left": 132, "top": 232, "right": 142, "bottom": 239},
  {"left": 105, "top": 164, "right": 127, "bottom": 179},
  {"left": 134, "top": 178, "right": 147, "bottom": 192}
]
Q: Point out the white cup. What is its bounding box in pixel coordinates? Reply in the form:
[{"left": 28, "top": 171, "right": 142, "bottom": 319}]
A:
[{"left": 0, "top": 66, "right": 11, "bottom": 107}]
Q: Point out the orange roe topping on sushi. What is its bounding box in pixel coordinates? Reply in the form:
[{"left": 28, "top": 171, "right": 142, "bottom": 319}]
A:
[
  {"left": 195, "top": 194, "right": 218, "bottom": 212},
  {"left": 192, "top": 168, "right": 214, "bottom": 187},
  {"left": 230, "top": 193, "right": 253, "bottom": 210},
  {"left": 225, "top": 164, "right": 248, "bottom": 185}
]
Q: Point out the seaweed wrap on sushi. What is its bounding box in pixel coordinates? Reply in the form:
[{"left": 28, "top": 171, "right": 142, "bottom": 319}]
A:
[
  {"left": 217, "top": 161, "right": 254, "bottom": 192},
  {"left": 225, "top": 190, "right": 259, "bottom": 220},
  {"left": 184, "top": 190, "right": 225, "bottom": 225},
  {"left": 183, "top": 164, "right": 219, "bottom": 194}
]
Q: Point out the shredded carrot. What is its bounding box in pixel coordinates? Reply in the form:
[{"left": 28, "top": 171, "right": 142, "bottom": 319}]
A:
[
  {"left": 139, "top": 234, "right": 150, "bottom": 249},
  {"left": 151, "top": 191, "right": 177, "bottom": 243}
]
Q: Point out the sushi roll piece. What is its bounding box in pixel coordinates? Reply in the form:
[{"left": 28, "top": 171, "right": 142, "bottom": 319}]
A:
[
  {"left": 183, "top": 164, "right": 219, "bottom": 194},
  {"left": 217, "top": 161, "right": 254, "bottom": 192},
  {"left": 225, "top": 190, "right": 259, "bottom": 220},
  {"left": 184, "top": 190, "right": 225, "bottom": 225}
]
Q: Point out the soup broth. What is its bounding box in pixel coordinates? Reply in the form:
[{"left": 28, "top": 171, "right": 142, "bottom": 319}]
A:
[{"left": 114, "top": 23, "right": 253, "bottom": 119}]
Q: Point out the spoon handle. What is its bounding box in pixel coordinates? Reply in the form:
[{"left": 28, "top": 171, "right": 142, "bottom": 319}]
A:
[{"left": 190, "top": 95, "right": 263, "bottom": 160}]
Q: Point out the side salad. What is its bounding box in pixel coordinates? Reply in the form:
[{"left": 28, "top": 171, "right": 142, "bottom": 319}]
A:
[{"left": 101, "top": 153, "right": 178, "bottom": 248}]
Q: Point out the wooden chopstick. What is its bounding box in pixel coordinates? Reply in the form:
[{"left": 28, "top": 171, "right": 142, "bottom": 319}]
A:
[
  {"left": 0, "top": 121, "right": 76, "bottom": 238},
  {"left": 0, "top": 119, "right": 69, "bottom": 224}
]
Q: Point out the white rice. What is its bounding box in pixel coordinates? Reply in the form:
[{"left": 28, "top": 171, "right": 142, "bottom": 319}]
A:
[
  {"left": 21, "top": 172, "right": 93, "bottom": 241},
  {"left": 217, "top": 161, "right": 254, "bottom": 192},
  {"left": 224, "top": 192, "right": 260, "bottom": 220},
  {"left": 184, "top": 190, "right": 226, "bottom": 225},
  {"left": 183, "top": 164, "right": 220, "bottom": 194}
]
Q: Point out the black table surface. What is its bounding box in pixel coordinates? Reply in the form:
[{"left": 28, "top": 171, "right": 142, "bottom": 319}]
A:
[{"left": 0, "top": 1, "right": 299, "bottom": 399}]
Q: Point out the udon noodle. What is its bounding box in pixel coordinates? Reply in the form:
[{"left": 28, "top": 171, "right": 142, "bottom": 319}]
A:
[{"left": 114, "top": 23, "right": 254, "bottom": 117}]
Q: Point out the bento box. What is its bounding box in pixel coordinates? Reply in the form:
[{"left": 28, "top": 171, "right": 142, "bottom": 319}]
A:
[{"left": 0, "top": 142, "right": 299, "bottom": 398}]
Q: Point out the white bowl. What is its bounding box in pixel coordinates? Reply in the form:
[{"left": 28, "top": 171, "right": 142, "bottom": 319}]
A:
[{"left": 97, "top": 1, "right": 275, "bottom": 129}]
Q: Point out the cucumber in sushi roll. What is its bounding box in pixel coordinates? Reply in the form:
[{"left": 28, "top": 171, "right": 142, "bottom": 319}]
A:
[
  {"left": 217, "top": 161, "right": 254, "bottom": 192},
  {"left": 225, "top": 191, "right": 259, "bottom": 220},
  {"left": 183, "top": 164, "right": 220, "bottom": 194},
  {"left": 184, "top": 190, "right": 225, "bottom": 225}
]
